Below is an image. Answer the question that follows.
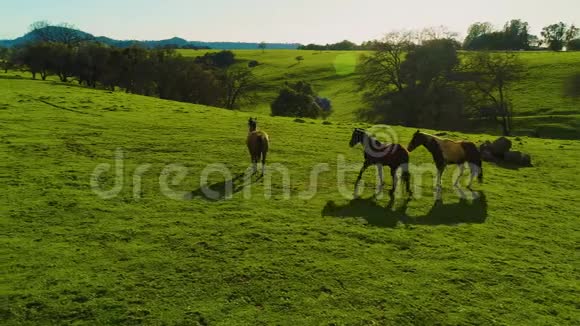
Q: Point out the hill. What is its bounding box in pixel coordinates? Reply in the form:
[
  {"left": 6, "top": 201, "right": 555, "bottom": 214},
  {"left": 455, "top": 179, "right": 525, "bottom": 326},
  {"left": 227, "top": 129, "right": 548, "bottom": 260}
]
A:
[
  {"left": 1, "top": 76, "right": 578, "bottom": 324},
  {"left": 0, "top": 26, "right": 300, "bottom": 49},
  {"left": 180, "top": 50, "right": 580, "bottom": 139}
]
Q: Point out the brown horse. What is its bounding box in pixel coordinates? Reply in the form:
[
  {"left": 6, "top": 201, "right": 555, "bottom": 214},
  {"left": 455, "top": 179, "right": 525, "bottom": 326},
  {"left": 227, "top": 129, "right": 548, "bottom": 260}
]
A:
[
  {"left": 407, "top": 130, "right": 483, "bottom": 194},
  {"left": 349, "top": 128, "right": 412, "bottom": 197},
  {"left": 247, "top": 118, "right": 269, "bottom": 175}
]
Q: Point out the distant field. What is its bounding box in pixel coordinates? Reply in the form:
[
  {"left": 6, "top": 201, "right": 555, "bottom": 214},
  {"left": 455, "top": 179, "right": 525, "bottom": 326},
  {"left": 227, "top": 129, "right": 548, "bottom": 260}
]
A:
[
  {"left": 179, "top": 49, "right": 365, "bottom": 120},
  {"left": 179, "top": 49, "right": 580, "bottom": 139},
  {"left": 1, "top": 77, "right": 579, "bottom": 324}
]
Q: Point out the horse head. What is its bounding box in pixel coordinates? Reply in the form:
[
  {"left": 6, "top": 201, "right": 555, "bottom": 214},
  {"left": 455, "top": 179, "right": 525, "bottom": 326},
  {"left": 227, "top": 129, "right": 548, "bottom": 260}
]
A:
[
  {"left": 349, "top": 128, "right": 365, "bottom": 147},
  {"left": 407, "top": 130, "right": 425, "bottom": 152},
  {"left": 248, "top": 117, "right": 257, "bottom": 132}
]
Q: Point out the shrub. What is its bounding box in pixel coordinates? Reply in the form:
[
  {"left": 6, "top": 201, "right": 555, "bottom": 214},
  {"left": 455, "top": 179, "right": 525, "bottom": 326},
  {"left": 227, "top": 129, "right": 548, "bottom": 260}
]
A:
[
  {"left": 315, "top": 97, "right": 332, "bottom": 118},
  {"left": 564, "top": 73, "right": 580, "bottom": 98},
  {"left": 271, "top": 81, "right": 325, "bottom": 118},
  {"left": 567, "top": 39, "right": 580, "bottom": 51},
  {"left": 195, "top": 50, "right": 235, "bottom": 68}
]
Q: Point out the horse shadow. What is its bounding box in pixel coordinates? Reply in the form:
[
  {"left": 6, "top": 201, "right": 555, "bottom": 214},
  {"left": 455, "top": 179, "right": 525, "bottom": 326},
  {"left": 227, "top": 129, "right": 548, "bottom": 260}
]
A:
[
  {"left": 322, "top": 196, "right": 410, "bottom": 228},
  {"left": 186, "top": 172, "right": 262, "bottom": 201},
  {"left": 413, "top": 191, "right": 488, "bottom": 225},
  {"left": 322, "top": 191, "right": 487, "bottom": 227}
]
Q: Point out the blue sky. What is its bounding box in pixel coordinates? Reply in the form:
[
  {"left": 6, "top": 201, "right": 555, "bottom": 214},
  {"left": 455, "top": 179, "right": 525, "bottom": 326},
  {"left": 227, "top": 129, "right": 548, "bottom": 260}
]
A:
[{"left": 1, "top": 0, "right": 578, "bottom": 43}]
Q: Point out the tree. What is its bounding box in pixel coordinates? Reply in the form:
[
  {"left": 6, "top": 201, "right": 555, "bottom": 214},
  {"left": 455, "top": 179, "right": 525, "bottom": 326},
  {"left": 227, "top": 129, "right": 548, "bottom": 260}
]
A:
[
  {"left": 223, "top": 67, "right": 258, "bottom": 109},
  {"left": 357, "top": 34, "right": 466, "bottom": 128},
  {"left": 502, "top": 19, "right": 530, "bottom": 50},
  {"left": 463, "top": 22, "right": 494, "bottom": 49},
  {"left": 462, "top": 52, "right": 525, "bottom": 135},
  {"left": 568, "top": 39, "right": 580, "bottom": 51},
  {"left": 29, "top": 21, "right": 93, "bottom": 46},
  {"left": 258, "top": 42, "right": 267, "bottom": 53},
  {"left": 271, "top": 81, "right": 323, "bottom": 118},
  {"left": 541, "top": 22, "right": 579, "bottom": 51},
  {"left": 195, "top": 50, "right": 235, "bottom": 68},
  {"left": 416, "top": 26, "right": 459, "bottom": 45},
  {"left": 328, "top": 40, "right": 357, "bottom": 50},
  {"left": 14, "top": 42, "right": 53, "bottom": 79},
  {"left": 357, "top": 32, "right": 413, "bottom": 95},
  {"left": 0, "top": 47, "right": 12, "bottom": 73}
]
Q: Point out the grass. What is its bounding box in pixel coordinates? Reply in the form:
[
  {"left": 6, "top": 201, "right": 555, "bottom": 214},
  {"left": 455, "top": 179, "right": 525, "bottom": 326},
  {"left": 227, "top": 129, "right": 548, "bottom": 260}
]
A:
[
  {"left": 179, "top": 49, "right": 365, "bottom": 121},
  {"left": 1, "top": 77, "right": 579, "bottom": 324},
  {"left": 179, "top": 49, "right": 580, "bottom": 139}
]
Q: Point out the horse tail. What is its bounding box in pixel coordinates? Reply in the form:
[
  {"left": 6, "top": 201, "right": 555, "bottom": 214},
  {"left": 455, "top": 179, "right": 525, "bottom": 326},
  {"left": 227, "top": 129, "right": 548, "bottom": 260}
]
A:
[{"left": 478, "top": 161, "right": 484, "bottom": 183}]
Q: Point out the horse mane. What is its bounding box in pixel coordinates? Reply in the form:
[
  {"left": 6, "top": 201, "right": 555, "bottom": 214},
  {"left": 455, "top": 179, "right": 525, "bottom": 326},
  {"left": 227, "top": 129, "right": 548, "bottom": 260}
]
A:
[
  {"left": 360, "top": 130, "right": 394, "bottom": 150},
  {"left": 418, "top": 131, "right": 463, "bottom": 144},
  {"left": 417, "top": 131, "right": 439, "bottom": 141}
]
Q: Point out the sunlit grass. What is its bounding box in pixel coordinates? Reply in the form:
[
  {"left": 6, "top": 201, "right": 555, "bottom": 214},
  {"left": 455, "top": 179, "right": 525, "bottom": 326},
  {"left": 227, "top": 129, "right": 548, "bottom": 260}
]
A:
[{"left": 1, "top": 77, "right": 578, "bottom": 324}]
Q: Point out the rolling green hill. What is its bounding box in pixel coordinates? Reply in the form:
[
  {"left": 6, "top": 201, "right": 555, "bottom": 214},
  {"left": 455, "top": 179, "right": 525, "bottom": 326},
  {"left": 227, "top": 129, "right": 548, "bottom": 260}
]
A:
[
  {"left": 179, "top": 49, "right": 580, "bottom": 139},
  {"left": 1, "top": 77, "right": 578, "bottom": 324}
]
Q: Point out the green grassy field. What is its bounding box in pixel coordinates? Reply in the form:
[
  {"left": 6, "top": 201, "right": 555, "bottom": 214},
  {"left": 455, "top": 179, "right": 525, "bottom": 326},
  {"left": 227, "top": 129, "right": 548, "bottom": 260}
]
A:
[
  {"left": 178, "top": 49, "right": 580, "bottom": 139},
  {"left": 1, "top": 77, "right": 579, "bottom": 324}
]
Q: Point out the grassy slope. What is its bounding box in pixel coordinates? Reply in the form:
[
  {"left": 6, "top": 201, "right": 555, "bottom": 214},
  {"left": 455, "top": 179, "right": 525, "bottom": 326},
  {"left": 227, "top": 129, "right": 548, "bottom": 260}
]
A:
[
  {"left": 1, "top": 77, "right": 579, "bottom": 324},
  {"left": 179, "top": 50, "right": 580, "bottom": 139}
]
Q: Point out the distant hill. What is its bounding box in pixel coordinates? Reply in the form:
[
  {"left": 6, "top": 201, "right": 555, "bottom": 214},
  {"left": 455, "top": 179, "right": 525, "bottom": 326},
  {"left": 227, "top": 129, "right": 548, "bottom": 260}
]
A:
[{"left": 0, "top": 26, "right": 300, "bottom": 50}]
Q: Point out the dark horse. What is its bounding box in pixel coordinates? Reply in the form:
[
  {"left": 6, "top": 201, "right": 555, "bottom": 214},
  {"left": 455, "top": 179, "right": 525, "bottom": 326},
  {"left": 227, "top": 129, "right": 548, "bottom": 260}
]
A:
[
  {"left": 349, "top": 128, "right": 412, "bottom": 197},
  {"left": 247, "top": 118, "right": 269, "bottom": 175},
  {"left": 407, "top": 130, "right": 483, "bottom": 194}
]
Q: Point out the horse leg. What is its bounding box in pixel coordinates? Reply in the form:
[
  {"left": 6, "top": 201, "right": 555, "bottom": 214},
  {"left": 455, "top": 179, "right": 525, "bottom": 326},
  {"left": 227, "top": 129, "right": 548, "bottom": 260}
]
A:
[
  {"left": 251, "top": 155, "right": 258, "bottom": 174},
  {"left": 436, "top": 166, "right": 445, "bottom": 200},
  {"left": 467, "top": 161, "right": 482, "bottom": 188},
  {"left": 261, "top": 151, "right": 267, "bottom": 176},
  {"left": 375, "top": 164, "right": 384, "bottom": 195},
  {"left": 389, "top": 168, "right": 398, "bottom": 197},
  {"left": 401, "top": 163, "right": 412, "bottom": 196},
  {"left": 354, "top": 162, "right": 370, "bottom": 198},
  {"left": 454, "top": 163, "right": 465, "bottom": 187}
]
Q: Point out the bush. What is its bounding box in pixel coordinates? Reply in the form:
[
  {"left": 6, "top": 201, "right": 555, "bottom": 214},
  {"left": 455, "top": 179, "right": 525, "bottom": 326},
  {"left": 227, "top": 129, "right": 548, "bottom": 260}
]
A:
[
  {"left": 248, "top": 60, "right": 259, "bottom": 68},
  {"left": 271, "top": 81, "right": 327, "bottom": 118},
  {"left": 195, "top": 50, "right": 235, "bottom": 68},
  {"left": 315, "top": 97, "right": 332, "bottom": 118},
  {"left": 564, "top": 73, "right": 580, "bottom": 98},
  {"left": 567, "top": 39, "right": 580, "bottom": 51}
]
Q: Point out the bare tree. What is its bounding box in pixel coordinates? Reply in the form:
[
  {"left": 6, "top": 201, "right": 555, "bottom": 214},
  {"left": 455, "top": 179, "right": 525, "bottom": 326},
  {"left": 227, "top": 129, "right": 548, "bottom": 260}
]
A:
[
  {"left": 357, "top": 31, "right": 413, "bottom": 94},
  {"left": 29, "top": 21, "right": 93, "bottom": 46},
  {"left": 258, "top": 42, "right": 267, "bottom": 53},
  {"left": 463, "top": 52, "right": 525, "bottom": 135},
  {"left": 541, "top": 22, "right": 579, "bottom": 51},
  {"left": 416, "top": 26, "right": 459, "bottom": 44},
  {"left": 223, "top": 67, "right": 258, "bottom": 109}
]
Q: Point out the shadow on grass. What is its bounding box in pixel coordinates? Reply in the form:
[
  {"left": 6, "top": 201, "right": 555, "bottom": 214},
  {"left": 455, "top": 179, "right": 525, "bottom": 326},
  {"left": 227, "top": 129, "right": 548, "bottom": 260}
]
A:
[
  {"left": 322, "top": 191, "right": 487, "bottom": 227},
  {"left": 186, "top": 172, "right": 262, "bottom": 201},
  {"left": 0, "top": 74, "right": 25, "bottom": 80},
  {"left": 413, "top": 191, "right": 488, "bottom": 225},
  {"left": 488, "top": 160, "right": 534, "bottom": 171}
]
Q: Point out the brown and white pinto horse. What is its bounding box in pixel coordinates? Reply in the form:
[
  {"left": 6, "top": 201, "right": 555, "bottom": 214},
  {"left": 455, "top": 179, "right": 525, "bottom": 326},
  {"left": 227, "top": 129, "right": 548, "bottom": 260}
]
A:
[
  {"left": 349, "top": 128, "right": 412, "bottom": 197},
  {"left": 247, "top": 118, "right": 269, "bottom": 175},
  {"left": 407, "top": 130, "right": 483, "bottom": 194}
]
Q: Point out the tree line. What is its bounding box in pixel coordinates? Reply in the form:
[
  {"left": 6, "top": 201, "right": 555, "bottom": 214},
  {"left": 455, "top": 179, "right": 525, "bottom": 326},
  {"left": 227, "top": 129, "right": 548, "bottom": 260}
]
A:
[
  {"left": 2, "top": 38, "right": 258, "bottom": 109},
  {"left": 357, "top": 32, "right": 526, "bottom": 135},
  {"left": 298, "top": 20, "right": 579, "bottom": 52}
]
